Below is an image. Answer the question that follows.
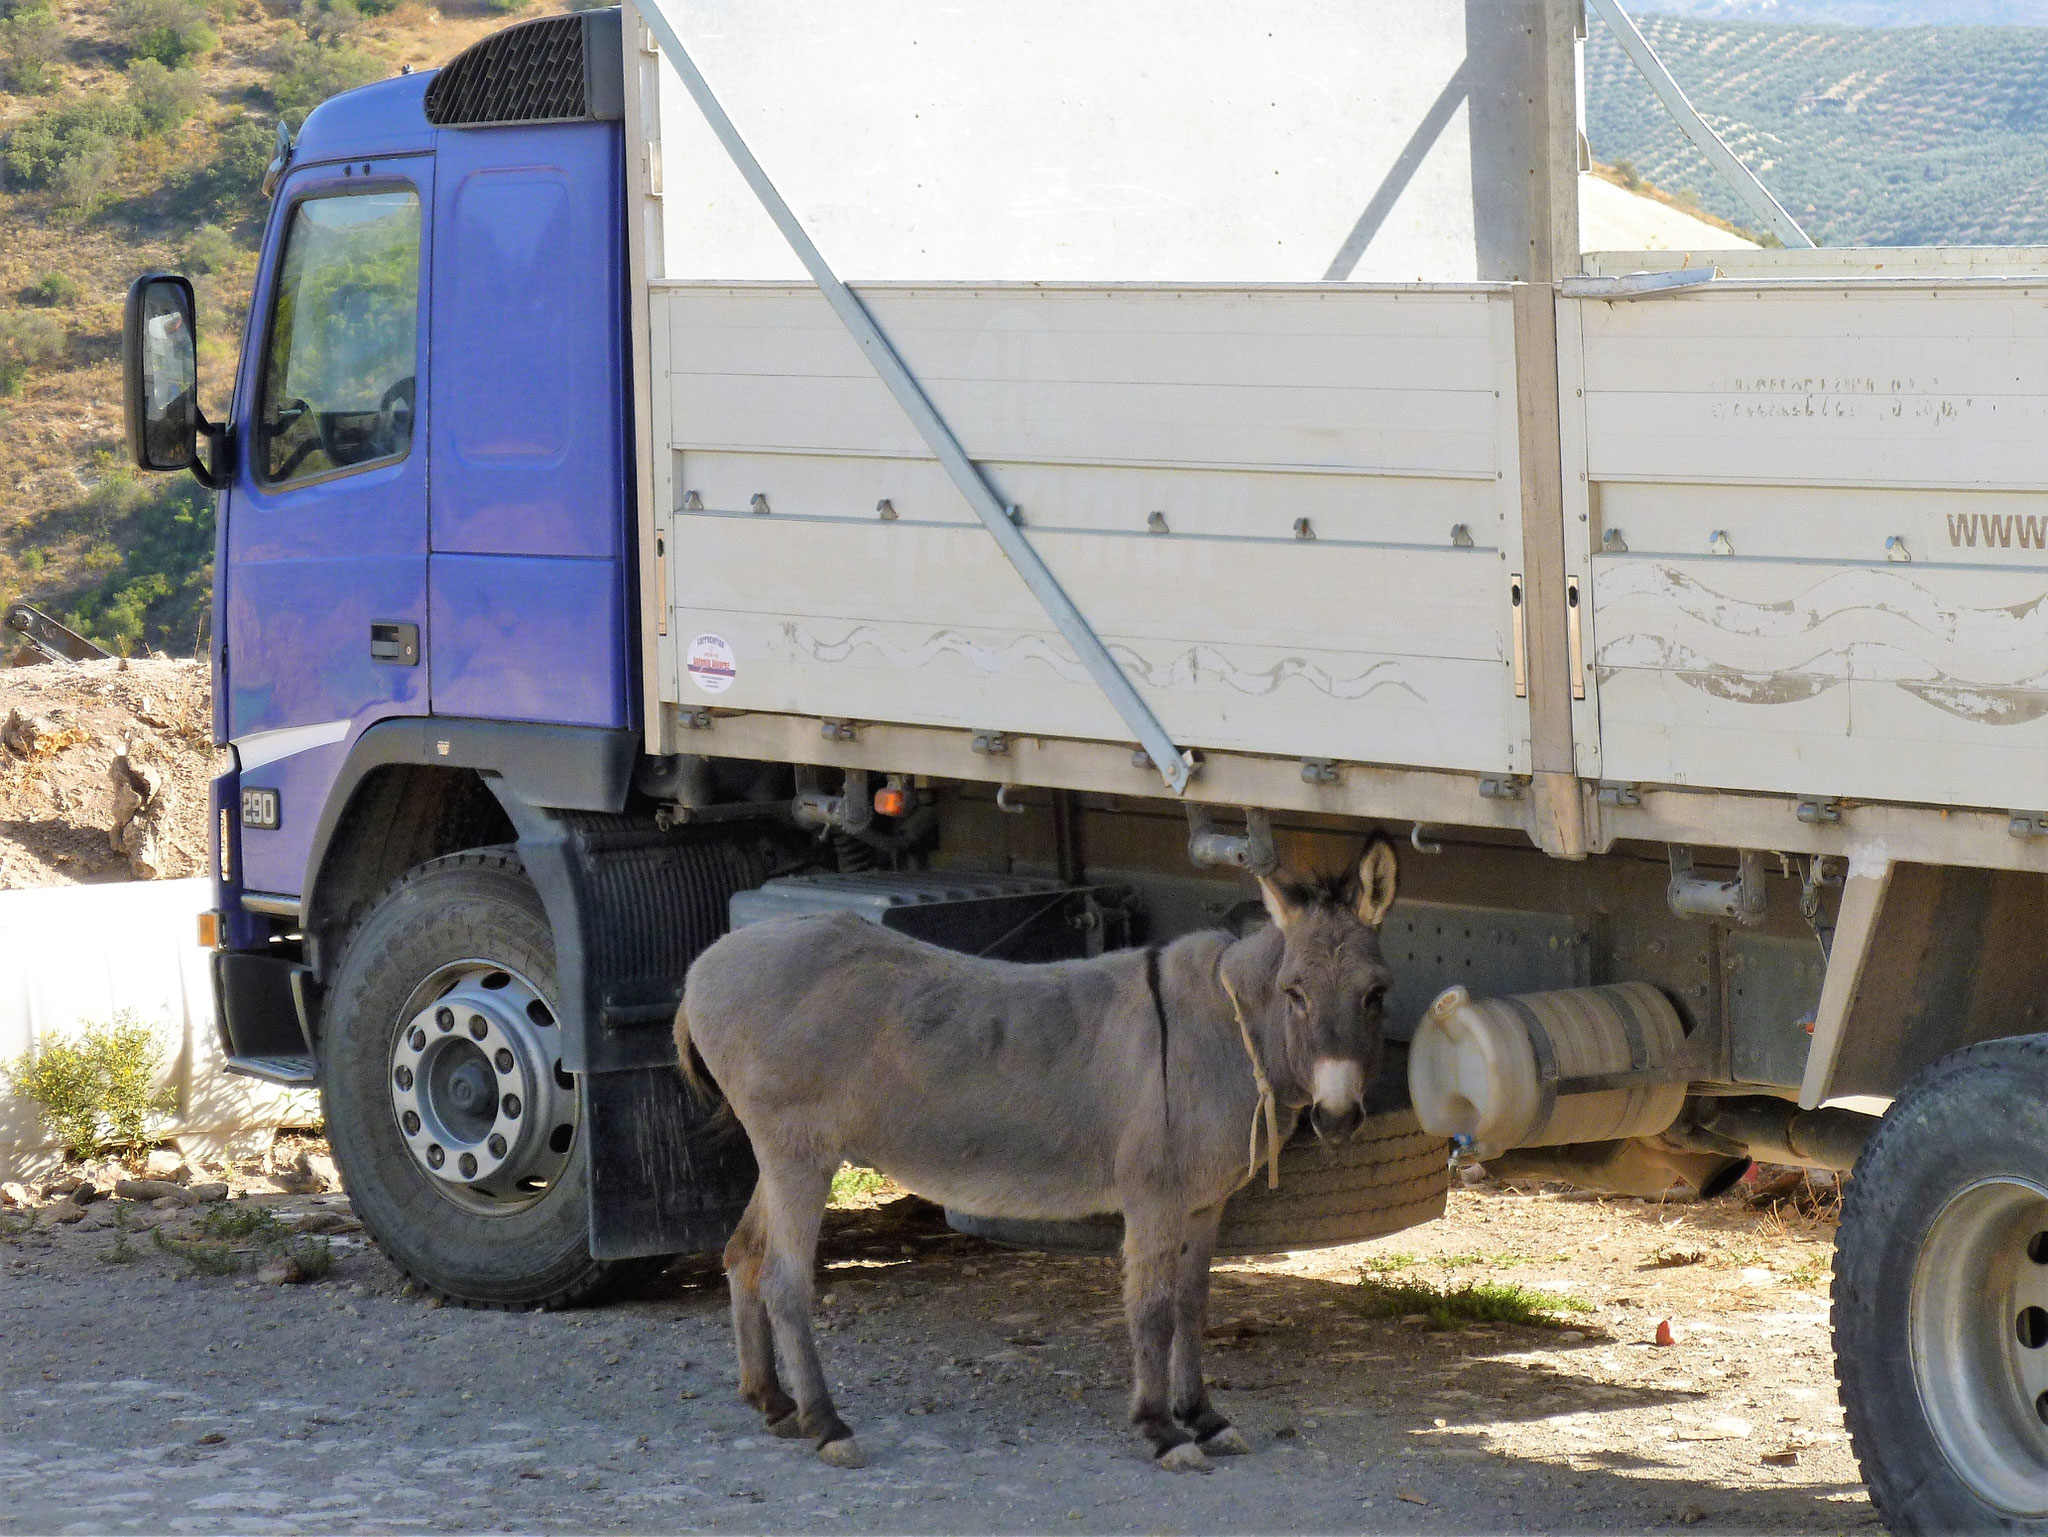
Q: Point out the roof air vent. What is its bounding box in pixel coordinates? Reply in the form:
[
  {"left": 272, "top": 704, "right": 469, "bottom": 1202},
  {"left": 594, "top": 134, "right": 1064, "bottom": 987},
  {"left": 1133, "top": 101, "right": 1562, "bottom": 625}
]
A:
[{"left": 424, "top": 7, "right": 623, "bottom": 129}]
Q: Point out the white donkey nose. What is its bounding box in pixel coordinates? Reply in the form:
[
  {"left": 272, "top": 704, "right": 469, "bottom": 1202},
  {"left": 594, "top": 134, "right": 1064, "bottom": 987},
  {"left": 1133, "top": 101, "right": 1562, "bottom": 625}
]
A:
[{"left": 1312, "top": 1058, "right": 1364, "bottom": 1112}]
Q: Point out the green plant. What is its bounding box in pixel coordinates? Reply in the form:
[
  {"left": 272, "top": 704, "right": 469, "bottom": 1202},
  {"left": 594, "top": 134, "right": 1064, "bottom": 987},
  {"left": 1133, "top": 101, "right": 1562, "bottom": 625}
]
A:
[
  {"left": 177, "top": 115, "right": 274, "bottom": 216},
  {"left": 4, "top": 93, "right": 143, "bottom": 195},
  {"left": 298, "top": 0, "right": 360, "bottom": 43},
  {"left": 199, "top": 1202, "right": 286, "bottom": 1241},
  {"left": 269, "top": 34, "right": 381, "bottom": 130},
  {"left": 0, "top": 309, "right": 63, "bottom": 395},
  {"left": 484, "top": 0, "right": 531, "bottom": 12},
  {"left": 178, "top": 222, "right": 234, "bottom": 274},
  {"left": 2, "top": 1012, "right": 178, "bottom": 1160},
  {"left": 153, "top": 1224, "right": 244, "bottom": 1273},
  {"left": 112, "top": 0, "right": 217, "bottom": 67},
  {"left": 126, "top": 58, "right": 203, "bottom": 135},
  {"left": 830, "top": 1163, "right": 888, "bottom": 1206},
  {"left": 47, "top": 460, "right": 214, "bottom": 655},
  {"left": 1355, "top": 1272, "right": 1593, "bottom": 1330},
  {"left": 0, "top": 0, "right": 61, "bottom": 93},
  {"left": 25, "top": 271, "right": 79, "bottom": 307}
]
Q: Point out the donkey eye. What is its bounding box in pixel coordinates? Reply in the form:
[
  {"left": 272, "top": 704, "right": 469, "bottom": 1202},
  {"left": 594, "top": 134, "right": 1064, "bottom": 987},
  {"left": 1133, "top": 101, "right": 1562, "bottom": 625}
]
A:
[
  {"left": 1364, "top": 986, "right": 1388, "bottom": 1013},
  {"left": 1283, "top": 985, "right": 1308, "bottom": 1013}
]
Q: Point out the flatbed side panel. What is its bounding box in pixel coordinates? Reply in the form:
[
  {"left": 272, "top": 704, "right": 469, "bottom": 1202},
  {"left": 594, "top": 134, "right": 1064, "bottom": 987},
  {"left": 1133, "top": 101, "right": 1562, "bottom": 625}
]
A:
[
  {"left": 658, "top": 283, "right": 1531, "bottom": 776},
  {"left": 1574, "top": 281, "right": 2048, "bottom": 810}
]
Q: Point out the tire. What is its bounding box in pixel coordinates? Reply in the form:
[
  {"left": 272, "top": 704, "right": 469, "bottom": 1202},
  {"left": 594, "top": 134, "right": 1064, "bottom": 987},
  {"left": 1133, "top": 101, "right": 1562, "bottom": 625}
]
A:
[
  {"left": 1833, "top": 1032, "right": 2048, "bottom": 1534},
  {"left": 321, "top": 849, "right": 652, "bottom": 1309},
  {"left": 947, "top": 1108, "right": 1449, "bottom": 1255}
]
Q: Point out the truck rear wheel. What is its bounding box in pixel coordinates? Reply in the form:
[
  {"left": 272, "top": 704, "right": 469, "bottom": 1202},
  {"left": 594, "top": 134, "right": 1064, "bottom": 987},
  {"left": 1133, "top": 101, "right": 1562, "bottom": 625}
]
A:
[
  {"left": 1833, "top": 1033, "right": 2048, "bottom": 1533},
  {"left": 321, "top": 849, "right": 649, "bottom": 1308}
]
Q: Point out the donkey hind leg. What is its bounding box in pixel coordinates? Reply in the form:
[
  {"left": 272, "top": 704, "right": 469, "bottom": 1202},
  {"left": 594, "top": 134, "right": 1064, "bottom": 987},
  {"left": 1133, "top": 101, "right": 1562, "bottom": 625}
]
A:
[
  {"left": 754, "top": 1160, "right": 865, "bottom": 1467},
  {"left": 1169, "top": 1204, "right": 1247, "bottom": 1457},
  {"left": 723, "top": 1188, "right": 800, "bottom": 1434},
  {"left": 1122, "top": 1203, "right": 1209, "bottom": 1472}
]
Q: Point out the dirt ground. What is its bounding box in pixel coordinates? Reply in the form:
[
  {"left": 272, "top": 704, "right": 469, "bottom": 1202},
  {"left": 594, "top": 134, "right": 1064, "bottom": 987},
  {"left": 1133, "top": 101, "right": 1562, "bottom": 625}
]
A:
[
  {"left": 0, "top": 656, "right": 210, "bottom": 887},
  {"left": 0, "top": 1146, "right": 1877, "bottom": 1536}
]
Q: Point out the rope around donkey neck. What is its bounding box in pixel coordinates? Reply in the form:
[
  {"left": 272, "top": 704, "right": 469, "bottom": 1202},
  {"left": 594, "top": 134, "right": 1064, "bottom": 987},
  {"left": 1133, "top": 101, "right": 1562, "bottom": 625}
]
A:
[{"left": 1217, "top": 969, "right": 1282, "bottom": 1191}]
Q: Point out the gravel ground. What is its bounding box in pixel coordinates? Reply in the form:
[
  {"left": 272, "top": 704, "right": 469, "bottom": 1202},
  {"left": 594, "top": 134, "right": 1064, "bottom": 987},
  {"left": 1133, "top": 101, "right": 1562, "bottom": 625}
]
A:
[{"left": 0, "top": 1163, "right": 1878, "bottom": 1536}]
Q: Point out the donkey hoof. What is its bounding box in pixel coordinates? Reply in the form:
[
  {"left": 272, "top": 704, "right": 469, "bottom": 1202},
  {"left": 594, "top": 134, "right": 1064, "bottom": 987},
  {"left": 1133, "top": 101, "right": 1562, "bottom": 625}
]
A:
[
  {"left": 1200, "top": 1426, "right": 1251, "bottom": 1457},
  {"left": 766, "top": 1412, "right": 808, "bottom": 1441},
  {"left": 1156, "top": 1442, "right": 1213, "bottom": 1474},
  {"left": 817, "top": 1436, "right": 867, "bottom": 1469}
]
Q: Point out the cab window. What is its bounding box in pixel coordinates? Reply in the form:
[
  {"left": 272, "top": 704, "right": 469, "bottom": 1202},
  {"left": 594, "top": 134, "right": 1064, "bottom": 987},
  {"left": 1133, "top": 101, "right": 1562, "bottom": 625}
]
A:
[{"left": 256, "top": 188, "right": 421, "bottom": 487}]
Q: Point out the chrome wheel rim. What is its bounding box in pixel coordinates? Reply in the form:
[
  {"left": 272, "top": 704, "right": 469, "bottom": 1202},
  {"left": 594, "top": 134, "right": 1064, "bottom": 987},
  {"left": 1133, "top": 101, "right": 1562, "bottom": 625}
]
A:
[
  {"left": 1908, "top": 1175, "right": 2048, "bottom": 1516},
  {"left": 387, "top": 960, "right": 578, "bottom": 1216}
]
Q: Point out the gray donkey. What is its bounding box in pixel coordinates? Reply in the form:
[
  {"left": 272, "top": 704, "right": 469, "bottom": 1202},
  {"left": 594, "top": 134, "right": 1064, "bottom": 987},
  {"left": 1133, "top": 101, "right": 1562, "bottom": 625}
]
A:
[{"left": 677, "top": 835, "right": 1399, "bottom": 1472}]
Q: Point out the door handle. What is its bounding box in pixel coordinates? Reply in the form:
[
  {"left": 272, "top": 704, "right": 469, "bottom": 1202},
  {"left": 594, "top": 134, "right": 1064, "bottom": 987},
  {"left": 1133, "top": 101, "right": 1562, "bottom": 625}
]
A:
[{"left": 370, "top": 621, "right": 420, "bottom": 666}]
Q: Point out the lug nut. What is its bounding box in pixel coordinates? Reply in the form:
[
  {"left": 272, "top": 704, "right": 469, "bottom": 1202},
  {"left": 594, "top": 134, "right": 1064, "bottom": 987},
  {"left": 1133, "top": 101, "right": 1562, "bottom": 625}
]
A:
[
  {"left": 409, "top": 1027, "right": 426, "bottom": 1051},
  {"left": 488, "top": 1133, "right": 507, "bottom": 1158},
  {"left": 402, "top": 1110, "right": 420, "bottom": 1135},
  {"left": 459, "top": 1153, "right": 477, "bottom": 1178},
  {"left": 426, "top": 1143, "right": 445, "bottom": 1169},
  {"left": 394, "top": 1065, "right": 413, "bottom": 1091},
  {"left": 494, "top": 1048, "right": 515, "bottom": 1073},
  {"left": 469, "top": 1015, "right": 488, "bottom": 1040},
  {"left": 502, "top": 1092, "right": 521, "bottom": 1119},
  {"left": 436, "top": 1007, "right": 454, "bottom": 1031}
]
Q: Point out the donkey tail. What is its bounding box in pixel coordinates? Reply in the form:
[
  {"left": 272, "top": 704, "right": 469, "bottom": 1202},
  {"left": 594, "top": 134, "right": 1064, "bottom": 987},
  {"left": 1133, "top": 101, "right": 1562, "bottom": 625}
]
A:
[{"left": 673, "top": 988, "right": 713, "bottom": 1106}]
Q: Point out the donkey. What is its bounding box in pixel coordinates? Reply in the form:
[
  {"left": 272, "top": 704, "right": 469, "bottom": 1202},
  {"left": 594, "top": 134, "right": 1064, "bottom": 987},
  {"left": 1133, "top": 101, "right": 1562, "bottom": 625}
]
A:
[{"left": 676, "top": 835, "right": 1399, "bottom": 1472}]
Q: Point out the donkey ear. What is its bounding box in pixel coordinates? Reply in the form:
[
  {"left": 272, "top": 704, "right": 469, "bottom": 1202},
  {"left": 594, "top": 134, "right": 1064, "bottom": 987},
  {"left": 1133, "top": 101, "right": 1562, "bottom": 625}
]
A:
[
  {"left": 1354, "top": 835, "right": 1399, "bottom": 927},
  {"left": 1257, "top": 873, "right": 1305, "bottom": 932}
]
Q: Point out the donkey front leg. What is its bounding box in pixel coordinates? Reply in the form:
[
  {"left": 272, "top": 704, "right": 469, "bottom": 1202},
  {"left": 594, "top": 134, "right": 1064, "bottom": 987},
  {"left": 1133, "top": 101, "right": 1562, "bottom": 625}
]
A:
[
  {"left": 1123, "top": 1204, "right": 1209, "bottom": 1472},
  {"left": 753, "top": 1160, "right": 866, "bottom": 1467},
  {"left": 723, "top": 1188, "right": 800, "bottom": 1435},
  {"left": 1169, "top": 1204, "right": 1248, "bottom": 1456}
]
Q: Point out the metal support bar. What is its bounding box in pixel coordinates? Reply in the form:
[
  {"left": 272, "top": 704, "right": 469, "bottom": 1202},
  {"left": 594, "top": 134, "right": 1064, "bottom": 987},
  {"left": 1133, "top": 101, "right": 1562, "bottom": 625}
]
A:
[
  {"left": 1587, "top": 0, "right": 1815, "bottom": 250},
  {"left": 634, "top": 0, "right": 1192, "bottom": 795}
]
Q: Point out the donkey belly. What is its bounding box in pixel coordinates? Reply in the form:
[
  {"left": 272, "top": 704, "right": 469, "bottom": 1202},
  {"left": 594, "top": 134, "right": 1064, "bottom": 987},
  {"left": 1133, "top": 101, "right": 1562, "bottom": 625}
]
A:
[{"left": 854, "top": 1119, "right": 1121, "bottom": 1222}]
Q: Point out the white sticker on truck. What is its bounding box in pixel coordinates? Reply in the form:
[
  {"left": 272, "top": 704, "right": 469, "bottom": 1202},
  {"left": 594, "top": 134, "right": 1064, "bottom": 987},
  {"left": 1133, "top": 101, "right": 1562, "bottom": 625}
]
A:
[{"left": 686, "top": 633, "right": 737, "bottom": 694}]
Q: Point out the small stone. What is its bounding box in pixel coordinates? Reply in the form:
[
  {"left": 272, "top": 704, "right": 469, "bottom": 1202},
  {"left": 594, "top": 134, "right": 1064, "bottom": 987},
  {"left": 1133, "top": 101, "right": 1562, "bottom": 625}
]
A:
[
  {"left": 0, "top": 1182, "right": 27, "bottom": 1207},
  {"left": 151, "top": 1196, "right": 181, "bottom": 1211},
  {"left": 1558, "top": 1330, "right": 1586, "bottom": 1343},
  {"left": 1678, "top": 1505, "right": 1707, "bottom": 1524},
  {"left": 256, "top": 1254, "right": 306, "bottom": 1286},
  {"left": 115, "top": 1179, "right": 192, "bottom": 1205},
  {"left": 1396, "top": 1490, "right": 1430, "bottom": 1507},
  {"left": 1654, "top": 1318, "right": 1678, "bottom": 1347},
  {"left": 188, "top": 1183, "right": 229, "bottom": 1203},
  {"left": 196, "top": 1432, "right": 226, "bottom": 1446},
  {"left": 143, "top": 1150, "right": 189, "bottom": 1182},
  {"left": 44, "top": 1175, "right": 82, "bottom": 1199},
  {"left": 1761, "top": 1448, "right": 1800, "bottom": 1467},
  {"left": 48, "top": 1201, "right": 87, "bottom": 1225},
  {"left": 1400, "top": 1313, "right": 1431, "bottom": 1327}
]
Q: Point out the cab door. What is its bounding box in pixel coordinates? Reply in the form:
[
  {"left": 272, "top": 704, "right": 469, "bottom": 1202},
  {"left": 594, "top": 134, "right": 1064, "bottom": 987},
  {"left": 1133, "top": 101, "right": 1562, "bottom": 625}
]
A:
[{"left": 223, "top": 159, "right": 433, "bottom": 897}]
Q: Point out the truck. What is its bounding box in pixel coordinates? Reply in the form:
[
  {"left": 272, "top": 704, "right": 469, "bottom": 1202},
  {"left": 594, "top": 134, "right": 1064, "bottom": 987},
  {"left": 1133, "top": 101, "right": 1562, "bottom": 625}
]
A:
[{"left": 121, "top": 2, "right": 2048, "bottom": 1527}]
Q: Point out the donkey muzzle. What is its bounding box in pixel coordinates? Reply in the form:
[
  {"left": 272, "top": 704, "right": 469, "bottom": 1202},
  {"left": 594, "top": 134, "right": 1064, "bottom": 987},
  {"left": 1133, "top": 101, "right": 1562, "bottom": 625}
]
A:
[{"left": 1309, "top": 1059, "right": 1367, "bottom": 1146}]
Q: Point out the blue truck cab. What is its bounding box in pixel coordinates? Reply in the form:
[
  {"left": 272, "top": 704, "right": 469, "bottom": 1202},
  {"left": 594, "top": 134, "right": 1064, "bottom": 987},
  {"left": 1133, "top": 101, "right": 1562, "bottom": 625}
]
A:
[{"left": 122, "top": 11, "right": 776, "bottom": 1305}]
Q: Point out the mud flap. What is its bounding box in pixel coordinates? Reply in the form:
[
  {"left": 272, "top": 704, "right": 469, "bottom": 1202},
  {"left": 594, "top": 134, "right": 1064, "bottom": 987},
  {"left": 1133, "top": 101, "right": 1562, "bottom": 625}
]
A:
[{"left": 581, "top": 1065, "right": 757, "bottom": 1260}]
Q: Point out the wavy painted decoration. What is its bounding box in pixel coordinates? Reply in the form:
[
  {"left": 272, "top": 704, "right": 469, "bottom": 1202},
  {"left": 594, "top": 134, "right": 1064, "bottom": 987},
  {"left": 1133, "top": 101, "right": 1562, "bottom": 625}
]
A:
[
  {"left": 1594, "top": 562, "right": 2048, "bottom": 725},
  {"left": 784, "top": 623, "right": 1427, "bottom": 703}
]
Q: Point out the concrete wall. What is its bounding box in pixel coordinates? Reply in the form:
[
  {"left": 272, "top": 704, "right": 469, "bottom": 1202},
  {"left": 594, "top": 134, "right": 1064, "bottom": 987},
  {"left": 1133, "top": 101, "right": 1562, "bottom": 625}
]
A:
[{"left": 0, "top": 879, "right": 314, "bottom": 1181}]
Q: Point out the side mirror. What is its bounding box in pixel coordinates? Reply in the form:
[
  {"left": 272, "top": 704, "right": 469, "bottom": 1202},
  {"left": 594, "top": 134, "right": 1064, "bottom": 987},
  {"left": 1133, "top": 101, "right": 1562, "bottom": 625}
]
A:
[{"left": 123, "top": 273, "right": 200, "bottom": 474}]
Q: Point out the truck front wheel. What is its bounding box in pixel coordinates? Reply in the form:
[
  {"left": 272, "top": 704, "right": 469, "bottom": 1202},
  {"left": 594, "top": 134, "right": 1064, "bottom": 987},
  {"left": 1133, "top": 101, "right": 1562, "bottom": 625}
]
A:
[
  {"left": 1833, "top": 1033, "right": 2048, "bottom": 1533},
  {"left": 321, "top": 849, "right": 648, "bottom": 1308}
]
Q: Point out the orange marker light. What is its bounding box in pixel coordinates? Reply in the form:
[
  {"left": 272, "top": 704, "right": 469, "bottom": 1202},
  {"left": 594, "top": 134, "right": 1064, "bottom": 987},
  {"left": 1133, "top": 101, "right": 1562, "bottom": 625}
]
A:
[
  {"left": 197, "top": 911, "right": 221, "bottom": 949},
  {"left": 872, "top": 785, "right": 910, "bottom": 818}
]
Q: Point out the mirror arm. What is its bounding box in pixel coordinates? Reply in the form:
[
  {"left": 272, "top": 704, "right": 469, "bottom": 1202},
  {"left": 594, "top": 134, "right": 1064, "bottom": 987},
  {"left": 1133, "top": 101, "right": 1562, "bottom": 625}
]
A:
[{"left": 190, "top": 413, "right": 232, "bottom": 492}]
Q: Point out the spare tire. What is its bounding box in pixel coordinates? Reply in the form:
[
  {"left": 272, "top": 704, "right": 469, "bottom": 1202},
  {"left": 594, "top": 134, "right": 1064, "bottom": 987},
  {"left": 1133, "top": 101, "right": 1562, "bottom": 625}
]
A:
[{"left": 946, "top": 1107, "right": 1449, "bottom": 1256}]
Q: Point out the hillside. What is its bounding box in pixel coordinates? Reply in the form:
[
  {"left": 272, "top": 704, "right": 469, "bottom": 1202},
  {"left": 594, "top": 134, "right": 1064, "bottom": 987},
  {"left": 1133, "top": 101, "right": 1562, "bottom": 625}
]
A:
[
  {"left": 0, "top": 0, "right": 577, "bottom": 660},
  {"left": 1589, "top": 11, "right": 2048, "bottom": 244}
]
